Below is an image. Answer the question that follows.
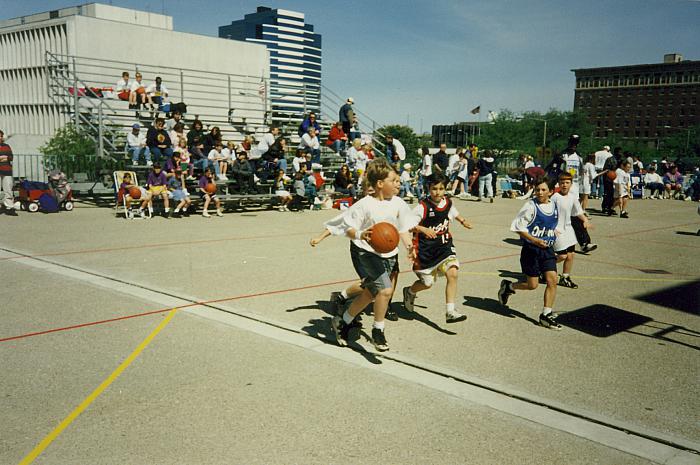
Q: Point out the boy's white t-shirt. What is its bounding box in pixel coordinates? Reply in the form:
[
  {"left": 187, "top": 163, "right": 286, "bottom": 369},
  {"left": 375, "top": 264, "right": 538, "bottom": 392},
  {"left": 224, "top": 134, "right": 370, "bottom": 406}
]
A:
[
  {"left": 324, "top": 195, "right": 418, "bottom": 258},
  {"left": 551, "top": 192, "right": 583, "bottom": 251},
  {"left": 447, "top": 154, "right": 460, "bottom": 175},
  {"left": 421, "top": 154, "right": 433, "bottom": 177},
  {"left": 615, "top": 169, "right": 631, "bottom": 197},
  {"left": 582, "top": 162, "right": 597, "bottom": 187}
]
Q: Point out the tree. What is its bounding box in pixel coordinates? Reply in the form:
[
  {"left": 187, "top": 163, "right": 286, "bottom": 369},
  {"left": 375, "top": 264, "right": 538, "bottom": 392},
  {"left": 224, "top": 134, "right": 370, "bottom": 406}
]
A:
[{"left": 39, "top": 124, "right": 98, "bottom": 178}]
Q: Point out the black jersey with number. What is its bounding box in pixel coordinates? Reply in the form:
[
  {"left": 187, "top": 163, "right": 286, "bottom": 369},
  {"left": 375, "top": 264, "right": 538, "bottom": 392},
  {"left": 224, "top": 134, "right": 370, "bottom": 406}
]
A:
[{"left": 414, "top": 198, "right": 457, "bottom": 270}]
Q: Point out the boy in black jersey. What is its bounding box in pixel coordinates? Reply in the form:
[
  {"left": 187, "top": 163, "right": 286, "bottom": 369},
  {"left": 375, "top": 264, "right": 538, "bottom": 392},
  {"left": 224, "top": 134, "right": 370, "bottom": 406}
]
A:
[{"left": 403, "top": 173, "right": 472, "bottom": 323}]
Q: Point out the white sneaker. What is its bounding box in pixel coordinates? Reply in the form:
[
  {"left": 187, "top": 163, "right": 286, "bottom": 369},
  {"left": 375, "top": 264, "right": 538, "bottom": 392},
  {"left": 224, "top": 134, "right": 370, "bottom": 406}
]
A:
[
  {"left": 202, "top": 211, "right": 211, "bottom": 218},
  {"left": 216, "top": 209, "right": 223, "bottom": 217},
  {"left": 146, "top": 161, "right": 153, "bottom": 167},
  {"left": 139, "top": 209, "right": 146, "bottom": 219},
  {"left": 127, "top": 210, "right": 134, "bottom": 219},
  {"left": 220, "top": 174, "right": 229, "bottom": 180},
  {"left": 278, "top": 206, "right": 285, "bottom": 212},
  {"left": 186, "top": 175, "right": 196, "bottom": 181}
]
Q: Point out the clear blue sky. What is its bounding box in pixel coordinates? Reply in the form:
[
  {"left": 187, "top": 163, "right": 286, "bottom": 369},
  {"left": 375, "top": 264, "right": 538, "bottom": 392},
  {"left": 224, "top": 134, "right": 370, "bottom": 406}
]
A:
[{"left": 4, "top": 0, "right": 699, "bottom": 133}]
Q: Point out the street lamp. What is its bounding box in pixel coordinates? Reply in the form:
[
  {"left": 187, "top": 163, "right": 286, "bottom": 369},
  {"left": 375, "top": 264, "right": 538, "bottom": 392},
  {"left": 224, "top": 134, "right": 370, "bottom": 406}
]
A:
[{"left": 528, "top": 117, "right": 548, "bottom": 147}]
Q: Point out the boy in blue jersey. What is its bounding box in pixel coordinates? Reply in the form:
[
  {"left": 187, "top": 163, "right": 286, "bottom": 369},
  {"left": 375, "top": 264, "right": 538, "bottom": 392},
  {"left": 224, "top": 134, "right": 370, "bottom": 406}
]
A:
[{"left": 498, "top": 176, "right": 562, "bottom": 329}]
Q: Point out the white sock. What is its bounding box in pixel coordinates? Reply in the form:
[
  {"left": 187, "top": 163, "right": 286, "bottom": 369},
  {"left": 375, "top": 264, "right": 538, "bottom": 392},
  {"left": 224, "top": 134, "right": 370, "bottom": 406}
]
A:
[
  {"left": 542, "top": 307, "right": 553, "bottom": 316},
  {"left": 562, "top": 273, "right": 570, "bottom": 278},
  {"left": 446, "top": 303, "right": 455, "bottom": 313},
  {"left": 164, "top": 208, "right": 170, "bottom": 212},
  {"left": 148, "top": 207, "right": 153, "bottom": 213},
  {"left": 340, "top": 289, "right": 349, "bottom": 299},
  {"left": 342, "top": 310, "right": 354, "bottom": 325},
  {"left": 373, "top": 320, "right": 385, "bottom": 331},
  {"left": 174, "top": 207, "right": 180, "bottom": 212}
]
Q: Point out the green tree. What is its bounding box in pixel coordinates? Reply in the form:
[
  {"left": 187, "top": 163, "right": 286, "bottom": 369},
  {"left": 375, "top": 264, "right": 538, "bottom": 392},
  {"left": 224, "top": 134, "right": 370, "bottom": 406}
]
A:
[{"left": 39, "top": 124, "right": 98, "bottom": 178}]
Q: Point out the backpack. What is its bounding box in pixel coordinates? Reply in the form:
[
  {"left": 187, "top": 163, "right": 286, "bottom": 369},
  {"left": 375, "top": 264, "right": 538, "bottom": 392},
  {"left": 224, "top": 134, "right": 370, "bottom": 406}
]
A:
[{"left": 38, "top": 193, "right": 60, "bottom": 213}]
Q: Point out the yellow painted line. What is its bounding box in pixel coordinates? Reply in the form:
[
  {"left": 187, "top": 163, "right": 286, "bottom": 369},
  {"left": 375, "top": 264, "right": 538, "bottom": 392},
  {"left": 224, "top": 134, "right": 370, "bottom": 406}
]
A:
[
  {"left": 458, "top": 270, "right": 690, "bottom": 283},
  {"left": 17, "top": 309, "right": 178, "bottom": 465}
]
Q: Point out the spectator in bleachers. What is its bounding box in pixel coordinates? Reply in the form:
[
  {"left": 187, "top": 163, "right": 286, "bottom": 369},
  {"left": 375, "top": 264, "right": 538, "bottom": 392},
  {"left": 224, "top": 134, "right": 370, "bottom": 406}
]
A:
[
  {"left": 120, "top": 172, "right": 150, "bottom": 218},
  {"left": 339, "top": 97, "right": 354, "bottom": 135},
  {"left": 146, "top": 76, "right": 168, "bottom": 110},
  {"left": 199, "top": 168, "right": 223, "bottom": 217},
  {"left": 222, "top": 140, "right": 235, "bottom": 171},
  {"left": 164, "top": 150, "right": 183, "bottom": 178},
  {"left": 169, "top": 122, "right": 187, "bottom": 150},
  {"left": 274, "top": 169, "right": 293, "bottom": 212},
  {"left": 147, "top": 118, "right": 173, "bottom": 162},
  {"left": 399, "top": 163, "right": 415, "bottom": 198},
  {"left": 167, "top": 166, "right": 191, "bottom": 217},
  {"left": 663, "top": 165, "right": 684, "bottom": 199},
  {"left": 239, "top": 135, "right": 257, "bottom": 172},
  {"left": 146, "top": 163, "right": 170, "bottom": 217},
  {"left": 262, "top": 137, "right": 288, "bottom": 174},
  {"left": 203, "top": 126, "right": 223, "bottom": 156},
  {"left": 130, "top": 72, "right": 151, "bottom": 109},
  {"left": 643, "top": 166, "right": 664, "bottom": 199},
  {"left": 116, "top": 71, "right": 132, "bottom": 103},
  {"left": 325, "top": 121, "right": 347, "bottom": 154},
  {"left": 298, "top": 112, "right": 321, "bottom": 137},
  {"left": 345, "top": 138, "right": 363, "bottom": 173},
  {"left": 173, "top": 138, "right": 194, "bottom": 179},
  {"left": 187, "top": 119, "right": 208, "bottom": 172},
  {"left": 334, "top": 164, "right": 356, "bottom": 198},
  {"left": 299, "top": 126, "right": 321, "bottom": 164},
  {"left": 231, "top": 151, "right": 255, "bottom": 194},
  {"left": 349, "top": 115, "right": 361, "bottom": 142},
  {"left": 363, "top": 142, "right": 376, "bottom": 161},
  {"left": 165, "top": 110, "right": 184, "bottom": 132},
  {"left": 292, "top": 148, "right": 307, "bottom": 173},
  {"left": 127, "top": 123, "right": 151, "bottom": 166},
  {"left": 257, "top": 126, "right": 279, "bottom": 160},
  {"left": 208, "top": 142, "right": 227, "bottom": 180}
]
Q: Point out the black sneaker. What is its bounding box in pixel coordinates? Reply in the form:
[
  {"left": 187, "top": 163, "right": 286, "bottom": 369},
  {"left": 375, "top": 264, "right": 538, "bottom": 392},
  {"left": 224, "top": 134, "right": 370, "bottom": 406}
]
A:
[
  {"left": 581, "top": 243, "right": 598, "bottom": 253},
  {"left": 539, "top": 312, "right": 562, "bottom": 330},
  {"left": 331, "top": 316, "right": 350, "bottom": 347},
  {"left": 620, "top": 211, "right": 629, "bottom": 218},
  {"left": 538, "top": 274, "right": 547, "bottom": 284},
  {"left": 385, "top": 308, "right": 399, "bottom": 321},
  {"left": 558, "top": 275, "right": 579, "bottom": 289},
  {"left": 403, "top": 286, "right": 415, "bottom": 312},
  {"left": 498, "top": 279, "right": 515, "bottom": 306},
  {"left": 446, "top": 310, "right": 467, "bottom": 323},
  {"left": 330, "top": 291, "right": 347, "bottom": 316},
  {"left": 371, "top": 328, "right": 389, "bottom": 351},
  {"left": 5, "top": 209, "right": 18, "bottom": 216}
]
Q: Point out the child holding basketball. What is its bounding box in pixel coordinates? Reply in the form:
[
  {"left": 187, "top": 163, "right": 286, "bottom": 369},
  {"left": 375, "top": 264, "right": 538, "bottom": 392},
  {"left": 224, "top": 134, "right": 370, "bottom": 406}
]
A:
[
  {"left": 120, "top": 172, "right": 150, "bottom": 218},
  {"left": 198, "top": 168, "right": 223, "bottom": 217},
  {"left": 328, "top": 158, "right": 418, "bottom": 351},
  {"left": 402, "top": 173, "right": 472, "bottom": 323},
  {"left": 551, "top": 172, "right": 592, "bottom": 289},
  {"left": 498, "top": 176, "right": 562, "bottom": 330}
]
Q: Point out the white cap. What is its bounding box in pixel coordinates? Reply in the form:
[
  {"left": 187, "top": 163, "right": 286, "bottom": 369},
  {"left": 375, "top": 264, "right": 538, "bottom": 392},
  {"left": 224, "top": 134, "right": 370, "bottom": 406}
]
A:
[
  {"left": 347, "top": 97, "right": 354, "bottom": 104},
  {"left": 403, "top": 163, "right": 412, "bottom": 169},
  {"left": 603, "top": 145, "right": 610, "bottom": 150}
]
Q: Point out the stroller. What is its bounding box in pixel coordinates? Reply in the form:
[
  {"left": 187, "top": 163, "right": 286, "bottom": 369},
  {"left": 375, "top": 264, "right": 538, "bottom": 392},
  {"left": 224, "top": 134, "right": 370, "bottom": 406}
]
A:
[{"left": 18, "top": 170, "right": 74, "bottom": 213}]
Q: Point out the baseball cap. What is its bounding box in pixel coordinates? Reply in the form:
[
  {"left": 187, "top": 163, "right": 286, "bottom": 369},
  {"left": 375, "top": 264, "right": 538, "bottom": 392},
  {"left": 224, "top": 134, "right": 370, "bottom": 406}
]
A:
[
  {"left": 347, "top": 97, "right": 354, "bottom": 104},
  {"left": 603, "top": 145, "right": 610, "bottom": 150},
  {"left": 403, "top": 163, "right": 412, "bottom": 169},
  {"left": 132, "top": 123, "right": 140, "bottom": 129}
]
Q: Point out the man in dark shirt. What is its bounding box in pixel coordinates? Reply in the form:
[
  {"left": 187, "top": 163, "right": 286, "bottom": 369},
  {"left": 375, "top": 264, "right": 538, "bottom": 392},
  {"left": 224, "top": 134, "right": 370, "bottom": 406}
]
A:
[
  {"left": 147, "top": 118, "right": 173, "bottom": 162},
  {"left": 339, "top": 98, "right": 354, "bottom": 135},
  {"left": 0, "top": 129, "right": 17, "bottom": 215},
  {"left": 433, "top": 143, "right": 449, "bottom": 174}
]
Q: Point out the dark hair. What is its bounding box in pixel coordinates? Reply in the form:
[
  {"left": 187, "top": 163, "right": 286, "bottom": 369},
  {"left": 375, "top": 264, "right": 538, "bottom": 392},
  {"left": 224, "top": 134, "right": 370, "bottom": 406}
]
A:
[
  {"left": 533, "top": 175, "right": 556, "bottom": 191},
  {"left": 155, "top": 117, "right": 165, "bottom": 125},
  {"left": 173, "top": 122, "right": 184, "bottom": 132},
  {"left": 193, "top": 119, "right": 203, "bottom": 129},
  {"left": 558, "top": 172, "right": 573, "bottom": 181},
  {"left": 427, "top": 173, "right": 448, "bottom": 188},
  {"left": 421, "top": 146, "right": 429, "bottom": 155}
]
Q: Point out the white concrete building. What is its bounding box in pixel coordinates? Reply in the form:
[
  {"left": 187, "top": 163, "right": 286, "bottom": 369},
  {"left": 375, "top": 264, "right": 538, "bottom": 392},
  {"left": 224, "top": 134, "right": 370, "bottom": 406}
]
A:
[{"left": 0, "top": 3, "right": 270, "bottom": 156}]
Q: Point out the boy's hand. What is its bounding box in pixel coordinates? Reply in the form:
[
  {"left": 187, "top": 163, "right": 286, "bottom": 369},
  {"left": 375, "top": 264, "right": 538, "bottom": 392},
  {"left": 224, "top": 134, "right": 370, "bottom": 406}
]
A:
[
  {"left": 309, "top": 236, "right": 322, "bottom": 247},
  {"left": 535, "top": 238, "right": 549, "bottom": 249},
  {"left": 460, "top": 219, "right": 472, "bottom": 229},
  {"left": 419, "top": 226, "right": 437, "bottom": 239},
  {"left": 360, "top": 230, "right": 372, "bottom": 242}
]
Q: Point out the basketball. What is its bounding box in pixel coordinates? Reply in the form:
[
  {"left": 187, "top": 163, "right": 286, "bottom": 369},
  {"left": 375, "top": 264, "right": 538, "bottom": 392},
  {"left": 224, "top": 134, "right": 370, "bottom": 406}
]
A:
[
  {"left": 606, "top": 170, "right": 617, "bottom": 181},
  {"left": 369, "top": 222, "right": 400, "bottom": 254},
  {"left": 128, "top": 186, "right": 141, "bottom": 199},
  {"left": 205, "top": 183, "right": 217, "bottom": 194}
]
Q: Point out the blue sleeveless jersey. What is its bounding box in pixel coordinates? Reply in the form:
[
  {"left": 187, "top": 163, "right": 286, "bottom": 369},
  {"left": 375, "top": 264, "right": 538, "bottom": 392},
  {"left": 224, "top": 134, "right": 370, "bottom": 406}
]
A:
[{"left": 524, "top": 200, "right": 558, "bottom": 247}]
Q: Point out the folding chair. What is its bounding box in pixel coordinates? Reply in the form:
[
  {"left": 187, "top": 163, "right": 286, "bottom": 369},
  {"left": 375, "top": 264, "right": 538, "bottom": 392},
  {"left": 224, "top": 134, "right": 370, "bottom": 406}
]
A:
[{"left": 630, "top": 174, "right": 644, "bottom": 199}]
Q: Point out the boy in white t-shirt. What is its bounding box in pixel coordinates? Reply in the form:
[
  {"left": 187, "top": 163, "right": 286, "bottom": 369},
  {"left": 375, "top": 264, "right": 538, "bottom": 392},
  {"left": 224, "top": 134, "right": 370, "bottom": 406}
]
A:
[
  {"left": 614, "top": 161, "right": 632, "bottom": 218},
  {"left": 551, "top": 173, "right": 592, "bottom": 289}
]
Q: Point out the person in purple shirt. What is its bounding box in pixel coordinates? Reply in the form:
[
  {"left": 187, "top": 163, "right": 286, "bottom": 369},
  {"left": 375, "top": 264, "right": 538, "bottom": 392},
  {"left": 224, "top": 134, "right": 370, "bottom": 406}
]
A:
[
  {"left": 198, "top": 167, "right": 223, "bottom": 218},
  {"left": 147, "top": 163, "right": 170, "bottom": 217}
]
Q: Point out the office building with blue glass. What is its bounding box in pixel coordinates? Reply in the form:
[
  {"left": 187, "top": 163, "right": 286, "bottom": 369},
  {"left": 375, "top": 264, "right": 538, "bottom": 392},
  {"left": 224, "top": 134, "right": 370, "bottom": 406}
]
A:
[{"left": 219, "top": 7, "right": 321, "bottom": 124}]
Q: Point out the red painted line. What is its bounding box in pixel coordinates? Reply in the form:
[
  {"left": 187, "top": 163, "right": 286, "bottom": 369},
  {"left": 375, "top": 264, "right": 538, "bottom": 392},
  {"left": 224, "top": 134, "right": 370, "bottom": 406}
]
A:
[
  {"left": 605, "top": 222, "right": 699, "bottom": 238},
  {"left": 0, "top": 231, "right": 315, "bottom": 262},
  {"left": 1, "top": 253, "right": 519, "bottom": 344}
]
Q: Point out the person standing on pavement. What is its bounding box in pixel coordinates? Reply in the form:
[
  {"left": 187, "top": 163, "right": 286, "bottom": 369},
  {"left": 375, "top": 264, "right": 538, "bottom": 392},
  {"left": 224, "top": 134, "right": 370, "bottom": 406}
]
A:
[
  {"left": 562, "top": 134, "right": 596, "bottom": 253},
  {"left": 0, "top": 130, "right": 17, "bottom": 215},
  {"left": 433, "top": 143, "right": 449, "bottom": 174},
  {"left": 601, "top": 147, "right": 622, "bottom": 215},
  {"left": 593, "top": 145, "right": 612, "bottom": 199},
  {"left": 477, "top": 149, "right": 495, "bottom": 202}
]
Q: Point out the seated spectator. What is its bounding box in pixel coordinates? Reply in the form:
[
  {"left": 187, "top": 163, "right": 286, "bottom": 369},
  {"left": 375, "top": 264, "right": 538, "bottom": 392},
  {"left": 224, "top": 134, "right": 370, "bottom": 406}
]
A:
[
  {"left": 311, "top": 163, "right": 325, "bottom": 191},
  {"left": 127, "top": 123, "right": 151, "bottom": 166},
  {"left": 167, "top": 168, "right": 191, "bottom": 217},
  {"left": 203, "top": 126, "right": 222, "bottom": 156},
  {"left": 345, "top": 138, "right": 363, "bottom": 174},
  {"left": 400, "top": 163, "right": 417, "bottom": 198},
  {"left": 684, "top": 169, "right": 700, "bottom": 202},
  {"left": 146, "top": 163, "right": 170, "bottom": 217},
  {"left": 231, "top": 151, "right": 255, "bottom": 194},
  {"left": 187, "top": 119, "right": 208, "bottom": 172},
  {"left": 262, "top": 136, "right": 288, "bottom": 173},
  {"left": 298, "top": 127, "right": 321, "bottom": 164},
  {"left": 349, "top": 115, "right": 361, "bottom": 142},
  {"left": 208, "top": 142, "right": 226, "bottom": 180},
  {"left": 164, "top": 150, "right": 183, "bottom": 178},
  {"left": 298, "top": 112, "right": 321, "bottom": 137},
  {"left": 130, "top": 72, "right": 151, "bottom": 108},
  {"left": 663, "top": 166, "right": 684, "bottom": 198},
  {"left": 325, "top": 121, "right": 347, "bottom": 154},
  {"left": 173, "top": 138, "right": 194, "bottom": 179},
  {"left": 116, "top": 71, "right": 132, "bottom": 103},
  {"left": 292, "top": 148, "right": 307, "bottom": 173},
  {"left": 146, "top": 76, "right": 168, "bottom": 110},
  {"left": 274, "top": 169, "right": 293, "bottom": 211},
  {"left": 334, "top": 164, "right": 356, "bottom": 198},
  {"left": 165, "top": 110, "right": 184, "bottom": 132},
  {"left": 120, "top": 172, "right": 150, "bottom": 218},
  {"left": 643, "top": 167, "right": 664, "bottom": 199},
  {"left": 198, "top": 168, "right": 223, "bottom": 217},
  {"left": 168, "top": 122, "right": 184, "bottom": 150},
  {"left": 363, "top": 142, "right": 375, "bottom": 161},
  {"left": 147, "top": 118, "right": 173, "bottom": 162},
  {"left": 238, "top": 135, "right": 257, "bottom": 171},
  {"left": 256, "top": 126, "right": 279, "bottom": 158}
]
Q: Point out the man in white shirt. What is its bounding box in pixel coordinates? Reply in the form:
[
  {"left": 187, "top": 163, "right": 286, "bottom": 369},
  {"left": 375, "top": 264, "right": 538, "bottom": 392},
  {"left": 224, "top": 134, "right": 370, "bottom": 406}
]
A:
[
  {"left": 643, "top": 166, "right": 664, "bottom": 199},
  {"left": 593, "top": 145, "right": 612, "bottom": 198},
  {"left": 298, "top": 127, "right": 321, "bottom": 164},
  {"left": 420, "top": 146, "right": 432, "bottom": 195},
  {"left": 146, "top": 76, "right": 168, "bottom": 109},
  {"left": 127, "top": 123, "right": 151, "bottom": 166}
]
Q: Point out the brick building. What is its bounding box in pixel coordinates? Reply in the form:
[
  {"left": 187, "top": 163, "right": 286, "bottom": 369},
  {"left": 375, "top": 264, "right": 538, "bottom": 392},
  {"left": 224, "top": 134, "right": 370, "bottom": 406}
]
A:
[{"left": 572, "top": 54, "right": 700, "bottom": 143}]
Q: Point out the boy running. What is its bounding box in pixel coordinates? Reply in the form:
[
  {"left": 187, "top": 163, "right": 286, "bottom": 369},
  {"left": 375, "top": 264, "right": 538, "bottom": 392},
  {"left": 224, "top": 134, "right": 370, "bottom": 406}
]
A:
[
  {"left": 403, "top": 173, "right": 472, "bottom": 323},
  {"left": 498, "top": 176, "right": 562, "bottom": 330}
]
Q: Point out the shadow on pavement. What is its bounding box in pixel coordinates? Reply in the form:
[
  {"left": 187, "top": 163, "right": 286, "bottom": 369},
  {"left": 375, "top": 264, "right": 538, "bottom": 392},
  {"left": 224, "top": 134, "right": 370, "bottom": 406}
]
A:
[
  {"left": 300, "top": 316, "right": 382, "bottom": 365},
  {"left": 675, "top": 230, "right": 699, "bottom": 236},
  {"left": 463, "top": 295, "right": 539, "bottom": 326},
  {"left": 556, "top": 304, "right": 652, "bottom": 337},
  {"left": 633, "top": 279, "right": 700, "bottom": 315},
  {"left": 502, "top": 238, "right": 521, "bottom": 247}
]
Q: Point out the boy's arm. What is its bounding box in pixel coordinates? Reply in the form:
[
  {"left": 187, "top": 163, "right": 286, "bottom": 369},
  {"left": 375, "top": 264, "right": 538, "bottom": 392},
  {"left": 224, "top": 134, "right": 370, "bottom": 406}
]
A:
[
  {"left": 309, "top": 229, "right": 331, "bottom": 247},
  {"left": 455, "top": 215, "right": 472, "bottom": 229},
  {"left": 517, "top": 231, "right": 548, "bottom": 249},
  {"left": 412, "top": 225, "right": 437, "bottom": 238},
  {"left": 400, "top": 231, "right": 415, "bottom": 262}
]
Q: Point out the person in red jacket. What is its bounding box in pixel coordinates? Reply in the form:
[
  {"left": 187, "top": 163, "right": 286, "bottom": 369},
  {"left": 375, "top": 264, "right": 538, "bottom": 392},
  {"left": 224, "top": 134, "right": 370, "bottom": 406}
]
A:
[{"left": 325, "top": 121, "right": 348, "bottom": 154}]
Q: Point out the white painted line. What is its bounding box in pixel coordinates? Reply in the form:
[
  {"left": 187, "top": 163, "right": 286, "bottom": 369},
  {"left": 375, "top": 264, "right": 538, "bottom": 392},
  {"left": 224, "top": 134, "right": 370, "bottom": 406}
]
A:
[{"left": 2, "top": 245, "right": 698, "bottom": 465}]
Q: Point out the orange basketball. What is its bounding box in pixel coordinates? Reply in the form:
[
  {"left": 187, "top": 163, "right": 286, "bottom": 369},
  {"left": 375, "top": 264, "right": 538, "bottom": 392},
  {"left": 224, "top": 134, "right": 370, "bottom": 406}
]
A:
[
  {"left": 128, "top": 186, "right": 141, "bottom": 199},
  {"left": 136, "top": 87, "right": 145, "bottom": 95},
  {"left": 606, "top": 170, "right": 617, "bottom": 181},
  {"left": 205, "top": 182, "right": 217, "bottom": 194},
  {"left": 369, "top": 222, "right": 400, "bottom": 254}
]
